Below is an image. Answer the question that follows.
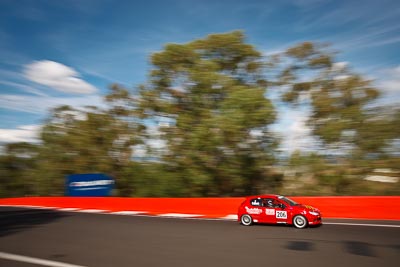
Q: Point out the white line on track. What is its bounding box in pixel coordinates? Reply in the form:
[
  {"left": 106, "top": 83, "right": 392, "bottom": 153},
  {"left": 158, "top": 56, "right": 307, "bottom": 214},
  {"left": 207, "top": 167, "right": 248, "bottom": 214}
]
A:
[
  {"left": 323, "top": 222, "right": 400, "bottom": 228},
  {"left": 110, "top": 211, "right": 146, "bottom": 215},
  {"left": 222, "top": 214, "right": 238, "bottom": 220},
  {"left": 78, "top": 209, "right": 107, "bottom": 213},
  {"left": 0, "top": 252, "right": 88, "bottom": 267}
]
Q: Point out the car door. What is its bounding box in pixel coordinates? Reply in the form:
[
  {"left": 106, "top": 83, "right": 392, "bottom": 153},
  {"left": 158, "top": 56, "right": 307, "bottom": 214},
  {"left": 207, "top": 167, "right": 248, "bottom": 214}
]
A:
[
  {"left": 261, "top": 198, "right": 288, "bottom": 224},
  {"left": 274, "top": 202, "right": 289, "bottom": 224},
  {"left": 260, "top": 198, "right": 278, "bottom": 224}
]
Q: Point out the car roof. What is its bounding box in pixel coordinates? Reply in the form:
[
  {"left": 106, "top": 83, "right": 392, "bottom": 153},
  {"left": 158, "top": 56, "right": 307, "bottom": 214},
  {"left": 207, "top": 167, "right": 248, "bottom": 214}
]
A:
[{"left": 246, "top": 194, "right": 281, "bottom": 199}]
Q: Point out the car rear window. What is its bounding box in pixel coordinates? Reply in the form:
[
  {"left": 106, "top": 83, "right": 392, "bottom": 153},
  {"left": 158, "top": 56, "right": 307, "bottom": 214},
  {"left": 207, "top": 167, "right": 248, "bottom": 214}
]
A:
[{"left": 250, "top": 198, "right": 262, "bottom": 206}]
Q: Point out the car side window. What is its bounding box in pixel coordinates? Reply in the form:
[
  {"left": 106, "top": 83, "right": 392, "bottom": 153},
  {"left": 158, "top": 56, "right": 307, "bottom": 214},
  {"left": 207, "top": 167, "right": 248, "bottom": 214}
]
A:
[
  {"left": 250, "top": 198, "right": 262, "bottom": 206},
  {"left": 262, "top": 198, "right": 279, "bottom": 208}
]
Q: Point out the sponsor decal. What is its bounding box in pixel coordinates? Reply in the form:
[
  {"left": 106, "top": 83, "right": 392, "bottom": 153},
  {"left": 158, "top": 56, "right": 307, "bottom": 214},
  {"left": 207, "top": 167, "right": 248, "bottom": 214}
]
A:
[
  {"left": 265, "top": 209, "right": 275, "bottom": 216},
  {"left": 276, "top": 210, "right": 287, "bottom": 219},
  {"left": 245, "top": 206, "right": 262, "bottom": 215},
  {"left": 251, "top": 199, "right": 261, "bottom": 206},
  {"left": 70, "top": 180, "right": 114, "bottom": 187},
  {"left": 66, "top": 173, "right": 114, "bottom": 196}
]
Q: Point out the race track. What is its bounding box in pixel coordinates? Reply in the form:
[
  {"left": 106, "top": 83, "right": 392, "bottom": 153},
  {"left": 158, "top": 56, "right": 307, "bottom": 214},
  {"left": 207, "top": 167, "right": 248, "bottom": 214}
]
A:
[{"left": 0, "top": 207, "right": 399, "bottom": 267}]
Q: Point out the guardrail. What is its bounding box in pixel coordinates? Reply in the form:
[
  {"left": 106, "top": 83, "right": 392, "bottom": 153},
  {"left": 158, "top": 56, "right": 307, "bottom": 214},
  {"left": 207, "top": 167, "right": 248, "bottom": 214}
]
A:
[{"left": 1, "top": 196, "right": 399, "bottom": 220}]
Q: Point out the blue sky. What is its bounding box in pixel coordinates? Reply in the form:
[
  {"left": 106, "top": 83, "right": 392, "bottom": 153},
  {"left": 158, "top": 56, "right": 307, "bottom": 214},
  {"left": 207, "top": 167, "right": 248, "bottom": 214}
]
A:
[{"left": 0, "top": 0, "right": 399, "bottom": 151}]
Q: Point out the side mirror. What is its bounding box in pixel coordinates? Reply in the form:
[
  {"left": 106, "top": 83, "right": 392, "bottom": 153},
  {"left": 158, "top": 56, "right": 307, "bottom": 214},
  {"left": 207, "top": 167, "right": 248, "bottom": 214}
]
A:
[{"left": 278, "top": 203, "right": 286, "bottom": 209}]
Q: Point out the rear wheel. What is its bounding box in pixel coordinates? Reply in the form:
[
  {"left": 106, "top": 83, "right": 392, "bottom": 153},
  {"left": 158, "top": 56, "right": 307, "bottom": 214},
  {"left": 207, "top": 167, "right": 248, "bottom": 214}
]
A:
[
  {"left": 240, "top": 214, "right": 253, "bottom": 226},
  {"left": 293, "top": 215, "right": 308, "bottom": 229}
]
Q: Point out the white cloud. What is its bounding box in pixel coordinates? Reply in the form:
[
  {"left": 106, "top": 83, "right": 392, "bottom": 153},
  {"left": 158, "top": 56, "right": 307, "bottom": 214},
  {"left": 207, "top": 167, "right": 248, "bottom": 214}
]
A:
[
  {"left": 0, "top": 80, "right": 48, "bottom": 96},
  {"left": 24, "top": 60, "right": 98, "bottom": 94},
  {"left": 285, "top": 111, "right": 313, "bottom": 151},
  {"left": 332, "top": 61, "right": 348, "bottom": 72},
  {"left": 333, "top": 75, "right": 350, "bottom": 81},
  {"left": 333, "top": 24, "right": 400, "bottom": 51},
  {"left": 0, "top": 94, "right": 104, "bottom": 114},
  {"left": 261, "top": 48, "right": 284, "bottom": 56},
  {"left": 0, "top": 124, "right": 41, "bottom": 143},
  {"left": 371, "top": 65, "right": 400, "bottom": 106},
  {"left": 272, "top": 108, "right": 320, "bottom": 154},
  {"left": 379, "top": 66, "right": 400, "bottom": 92},
  {"left": 380, "top": 80, "right": 400, "bottom": 92}
]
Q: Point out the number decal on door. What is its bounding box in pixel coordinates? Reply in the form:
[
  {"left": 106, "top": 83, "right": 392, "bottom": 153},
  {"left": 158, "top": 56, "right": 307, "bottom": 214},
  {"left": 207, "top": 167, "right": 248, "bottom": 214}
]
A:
[
  {"left": 265, "top": 209, "right": 275, "bottom": 215},
  {"left": 276, "top": 211, "right": 287, "bottom": 219}
]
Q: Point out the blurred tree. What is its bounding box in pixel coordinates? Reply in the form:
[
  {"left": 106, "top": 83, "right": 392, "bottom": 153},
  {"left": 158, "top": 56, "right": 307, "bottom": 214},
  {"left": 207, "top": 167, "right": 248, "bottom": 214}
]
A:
[
  {"left": 138, "top": 31, "right": 278, "bottom": 196},
  {"left": 0, "top": 142, "right": 38, "bottom": 197},
  {"left": 278, "top": 42, "right": 377, "bottom": 152},
  {"left": 35, "top": 103, "right": 140, "bottom": 196},
  {"left": 275, "top": 42, "right": 400, "bottom": 194},
  {"left": 2, "top": 33, "right": 398, "bottom": 197}
]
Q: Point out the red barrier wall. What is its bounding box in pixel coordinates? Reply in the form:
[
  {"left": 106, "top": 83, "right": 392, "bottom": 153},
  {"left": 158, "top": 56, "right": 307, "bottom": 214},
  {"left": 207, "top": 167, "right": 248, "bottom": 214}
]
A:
[
  {"left": 290, "top": 196, "right": 400, "bottom": 220},
  {"left": 1, "top": 196, "right": 399, "bottom": 220}
]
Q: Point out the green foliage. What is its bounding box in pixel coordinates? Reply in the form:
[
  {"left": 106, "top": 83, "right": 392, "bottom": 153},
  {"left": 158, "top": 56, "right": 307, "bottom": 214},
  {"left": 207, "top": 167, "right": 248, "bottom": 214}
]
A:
[
  {"left": 0, "top": 143, "right": 39, "bottom": 197},
  {"left": 286, "top": 42, "right": 398, "bottom": 194},
  {"left": 277, "top": 42, "right": 400, "bottom": 170},
  {"left": 138, "top": 31, "right": 278, "bottom": 196},
  {"left": 23, "top": 100, "right": 141, "bottom": 196},
  {"left": 0, "top": 32, "right": 399, "bottom": 197}
]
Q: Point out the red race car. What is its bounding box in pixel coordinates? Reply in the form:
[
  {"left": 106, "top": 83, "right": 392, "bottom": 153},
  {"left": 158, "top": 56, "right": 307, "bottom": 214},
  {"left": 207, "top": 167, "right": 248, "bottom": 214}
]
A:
[{"left": 237, "top": 195, "right": 322, "bottom": 229}]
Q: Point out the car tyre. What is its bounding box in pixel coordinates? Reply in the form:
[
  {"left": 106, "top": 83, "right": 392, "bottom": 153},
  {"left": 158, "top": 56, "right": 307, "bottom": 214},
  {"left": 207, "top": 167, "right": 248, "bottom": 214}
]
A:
[
  {"left": 240, "top": 214, "right": 253, "bottom": 226},
  {"left": 293, "top": 215, "right": 308, "bottom": 229}
]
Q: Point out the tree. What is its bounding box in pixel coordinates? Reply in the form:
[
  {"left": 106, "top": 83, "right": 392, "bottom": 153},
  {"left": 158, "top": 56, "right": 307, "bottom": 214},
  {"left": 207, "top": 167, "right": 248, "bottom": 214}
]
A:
[
  {"left": 3, "top": 33, "right": 397, "bottom": 197},
  {"left": 35, "top": 103, "right": 139, "bottom": 196},
  {"left": 276, "top": 42, "right": 377, "bottom": 152},
  {"left": 0, "top": 142, "right": 38, "bottom": 197},
  {"left": 138, "top": 31, "right": 278, "bottom": 196},
  {"left": 274, "top": 42, "right": 400, "bottom": 195}
]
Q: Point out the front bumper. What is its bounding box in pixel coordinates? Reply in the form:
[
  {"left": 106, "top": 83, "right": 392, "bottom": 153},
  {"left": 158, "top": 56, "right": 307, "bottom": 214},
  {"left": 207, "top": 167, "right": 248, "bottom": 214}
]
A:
[{"left": 309, "top": 216, "right": 322, "bottom": 225}]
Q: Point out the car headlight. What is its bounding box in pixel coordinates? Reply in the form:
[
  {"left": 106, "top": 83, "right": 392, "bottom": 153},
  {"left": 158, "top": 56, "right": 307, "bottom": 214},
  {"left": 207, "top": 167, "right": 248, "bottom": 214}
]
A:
[{"left": 309, "top": 211, "right": 319, "bottom": 216}]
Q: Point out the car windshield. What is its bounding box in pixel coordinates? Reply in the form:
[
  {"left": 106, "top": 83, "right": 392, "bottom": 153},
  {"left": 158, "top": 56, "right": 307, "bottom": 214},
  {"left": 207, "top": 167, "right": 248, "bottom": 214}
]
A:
[{"left": 278, "top": 196, "right": 299, "bottom": 206}]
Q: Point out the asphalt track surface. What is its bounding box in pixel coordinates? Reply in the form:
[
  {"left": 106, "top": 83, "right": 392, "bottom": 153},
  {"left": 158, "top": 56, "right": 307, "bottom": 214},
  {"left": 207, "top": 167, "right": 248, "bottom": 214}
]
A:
[{"left": 0, "top": 207, "right": 399, "bottom": 267}]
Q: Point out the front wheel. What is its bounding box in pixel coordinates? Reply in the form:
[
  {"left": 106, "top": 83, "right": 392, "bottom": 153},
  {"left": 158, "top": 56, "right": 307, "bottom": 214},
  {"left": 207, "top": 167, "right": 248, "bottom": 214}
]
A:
[
  {"left": 240, "top": 214, "right": 253, "bottom": 226},
  {"left": 293, "top": 215, "right": 308, "bottom": 229}
]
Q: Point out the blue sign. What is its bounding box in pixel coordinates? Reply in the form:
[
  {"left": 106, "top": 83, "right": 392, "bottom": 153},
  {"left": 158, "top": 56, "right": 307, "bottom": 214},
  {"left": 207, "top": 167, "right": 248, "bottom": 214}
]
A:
[{"left": 66, "top": 173, "right": 114, "bottom": 196}]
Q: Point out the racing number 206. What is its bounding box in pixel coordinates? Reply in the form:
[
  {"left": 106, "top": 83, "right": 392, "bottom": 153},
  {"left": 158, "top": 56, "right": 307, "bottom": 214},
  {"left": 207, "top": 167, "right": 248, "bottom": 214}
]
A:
[{"left": 276, "top": 211, "right": 287, "bottom": 219}]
